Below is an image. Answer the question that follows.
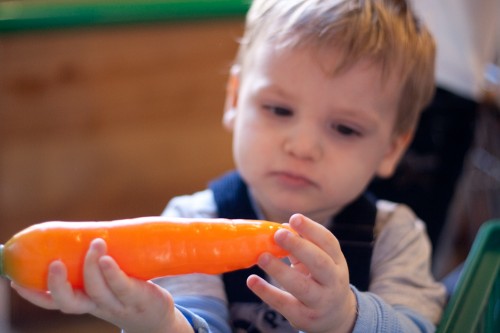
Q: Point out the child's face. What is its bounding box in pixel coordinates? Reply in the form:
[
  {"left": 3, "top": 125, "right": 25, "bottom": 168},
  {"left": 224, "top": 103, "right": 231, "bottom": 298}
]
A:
[{"left": 224, "top": 44, "right": 411, "bottom": 225}]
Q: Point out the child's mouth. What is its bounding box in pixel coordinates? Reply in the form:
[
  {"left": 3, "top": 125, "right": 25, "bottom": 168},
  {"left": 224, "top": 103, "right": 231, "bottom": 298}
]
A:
[{"left": 271, "top": 171, "right": 316, "bottom": 188}]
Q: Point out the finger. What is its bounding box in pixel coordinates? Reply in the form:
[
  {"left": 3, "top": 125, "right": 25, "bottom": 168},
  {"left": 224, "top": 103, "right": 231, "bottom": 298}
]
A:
[
  {"left": 100, "top": 256, "right": 173, "bottom": 309},
  {"left": 98, "top": 255, "right": 140, "bottom": 306},
  {"left": 287, "top": 214, "right": 349, "bottom": 282},
  {"left": 247, "top": 273, "right": 302, "bottom": 315},
  {"left": 274, "top": 225, "right": 338, "bottom": 287},
  {"left": 11, "top": 282, "right": 58, "bottom": 310},
  {"left": 83, "top": 239, "right": 122, "bottom": 310},
  {"left": 47, "top": 261, "right": 94, "bottom": 314},
  {"left": 289, "top": 214, "right": 344, "bottom": 265},
  {"left": 257, "top": 252, "right": 322, "bottom": 306},
  {"left": 288, "top": 254, "right": 310, "bottom": 275}
]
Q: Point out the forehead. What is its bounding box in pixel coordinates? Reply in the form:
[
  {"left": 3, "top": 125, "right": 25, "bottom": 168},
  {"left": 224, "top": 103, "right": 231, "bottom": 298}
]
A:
[
  {"left": 243, "top": 33, "right": 405, "bottom": 81},
  {"left": 241, "top": 43, "right": 404, "bottom": 129},
  {"left": 245, "top": 42, "right": 403, "bottom": 100}
]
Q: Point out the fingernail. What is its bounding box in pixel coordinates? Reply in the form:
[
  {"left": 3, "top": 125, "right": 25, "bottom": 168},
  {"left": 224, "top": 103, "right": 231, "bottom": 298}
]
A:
[
  {"left": 275, "top": 229, "right": 291, "bottom": 242},
  {"left": 89, "top": 238, "right": 106, "bottom": 254},
  {"left": 48, "top": 261, "right": 62, "bottom": 275},
  {"left": 98, "top": 256, "right": 112, "bottom": 270},
  {"left": 290, "top": 214, "right": 303, "bottom": 227}
]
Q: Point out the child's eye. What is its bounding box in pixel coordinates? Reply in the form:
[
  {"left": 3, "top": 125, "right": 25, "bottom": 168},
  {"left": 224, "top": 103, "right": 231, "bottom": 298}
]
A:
[
  {"left": 264, "top": 105, "right": 293, "bottom": 117},
  {"left": 331, "top": 123, "right": 361, "bottom": 137}
]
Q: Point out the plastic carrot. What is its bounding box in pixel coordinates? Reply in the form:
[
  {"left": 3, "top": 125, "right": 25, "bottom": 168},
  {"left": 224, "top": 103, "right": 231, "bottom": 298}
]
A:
[{"left": 0, "top": 217, "right": 291, "bottom": 291}]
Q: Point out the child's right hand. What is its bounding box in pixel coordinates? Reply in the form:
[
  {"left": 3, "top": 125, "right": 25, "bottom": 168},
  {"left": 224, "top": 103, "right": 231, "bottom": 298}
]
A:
[
  {"left": 11, "top": 239, "right": 193, "bottom": 333},
  {"left": 247, "top": 214, "right": 357, "bottom": 333}
]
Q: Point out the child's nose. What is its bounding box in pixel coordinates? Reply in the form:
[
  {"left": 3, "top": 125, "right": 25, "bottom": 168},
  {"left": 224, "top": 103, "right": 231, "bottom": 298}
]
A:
[{"left": 283, "top": 124, "right": 322, "bottom": 160}]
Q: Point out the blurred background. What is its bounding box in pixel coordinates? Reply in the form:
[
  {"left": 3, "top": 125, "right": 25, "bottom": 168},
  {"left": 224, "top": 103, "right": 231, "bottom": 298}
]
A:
[{"left": 1, "top": 1, "right": 244, "bottom": 331}]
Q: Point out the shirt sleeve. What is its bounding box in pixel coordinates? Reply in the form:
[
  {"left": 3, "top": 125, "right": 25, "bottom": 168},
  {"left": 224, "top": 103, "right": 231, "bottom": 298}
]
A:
[
  {"left": 176, "top": 297, "right": 230, "bottom": 333},
  {"left": 352, "top": 287, "right": 436, "bottom": 333},
  {"left": 154, "top": 273, "right": 230, "bottom": 333},
  {"left": 369, "top": 201, "right": 447, "bottom": 326}
]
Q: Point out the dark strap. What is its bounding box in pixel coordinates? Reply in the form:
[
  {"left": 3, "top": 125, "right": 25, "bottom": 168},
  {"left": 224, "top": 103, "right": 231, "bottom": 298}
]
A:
[
  {"left": 209, "top": 171, "right": 375, "bottom": 303},
  {"left": 332, "top": 192, "right": 376, "bottom": 291},
  {"left": 209, "top": 170, "right": 259, "bottom": 221}
]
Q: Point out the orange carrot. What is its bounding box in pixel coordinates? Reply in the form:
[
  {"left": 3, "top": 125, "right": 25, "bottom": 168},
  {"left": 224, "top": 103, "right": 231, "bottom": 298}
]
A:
[{"left": 0, "top": 217, "right": 291, "bottom": 291}]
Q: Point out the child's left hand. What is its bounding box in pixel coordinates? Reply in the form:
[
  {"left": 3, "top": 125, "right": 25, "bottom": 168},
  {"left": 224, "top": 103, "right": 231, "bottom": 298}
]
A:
[
  {"left": 247, "top": 213, "right": 357, "bottom": 333},
  {"left": 11, "top": 239, "right": 190, "bottom": 333}
]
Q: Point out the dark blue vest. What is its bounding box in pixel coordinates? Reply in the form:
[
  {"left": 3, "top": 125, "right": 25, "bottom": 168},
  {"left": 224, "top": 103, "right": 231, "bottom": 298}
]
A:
[{"left": 209, "top": 171, "right": 376, "bottom": 305}]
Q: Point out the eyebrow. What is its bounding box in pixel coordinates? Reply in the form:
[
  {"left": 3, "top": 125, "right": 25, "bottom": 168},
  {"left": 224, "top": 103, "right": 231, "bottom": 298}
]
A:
[
  {"left": 251, "top": 79, "right": 289, "bottom": 97},
  {"left": 327, "top": 106, "right": 380, "bottom": 129}
]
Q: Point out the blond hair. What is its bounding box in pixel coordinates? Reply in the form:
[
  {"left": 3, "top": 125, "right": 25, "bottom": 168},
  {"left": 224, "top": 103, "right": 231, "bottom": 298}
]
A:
[{"left": 235, "top": 0, "right": 436, "bottom": 135}]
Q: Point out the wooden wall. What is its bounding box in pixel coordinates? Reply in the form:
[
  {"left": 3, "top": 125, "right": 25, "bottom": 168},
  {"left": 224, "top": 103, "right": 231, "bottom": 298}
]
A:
[{"left": 0, "top": 19, "right": 242, "bottom": 331}]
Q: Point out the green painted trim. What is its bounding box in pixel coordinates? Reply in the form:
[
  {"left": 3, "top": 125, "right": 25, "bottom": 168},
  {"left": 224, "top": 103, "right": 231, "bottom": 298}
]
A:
[{"left": 0, "top": 0, "right": 249, "bottom": 33}]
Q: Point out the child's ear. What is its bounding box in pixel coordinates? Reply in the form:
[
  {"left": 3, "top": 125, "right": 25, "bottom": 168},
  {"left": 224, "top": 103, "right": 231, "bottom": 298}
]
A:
[
  {"left": 223, "top": 65, "right": 240, "bottom": 131},
  {"left": 376, "top": 130, "right": 414, "bottom": 178}
]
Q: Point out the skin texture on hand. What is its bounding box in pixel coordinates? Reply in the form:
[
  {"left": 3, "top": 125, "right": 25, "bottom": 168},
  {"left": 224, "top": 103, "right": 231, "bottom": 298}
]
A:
[
  {"left": 12, "top": 239, "right": 194, "bottom": 333},
  {"left": 247, "top": 214, "right": 357, "bottom": 333}
]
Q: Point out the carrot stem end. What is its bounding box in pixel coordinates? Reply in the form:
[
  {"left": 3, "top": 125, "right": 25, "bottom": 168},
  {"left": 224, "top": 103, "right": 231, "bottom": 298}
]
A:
[{"left": 0, "top": 244, "right": 4, "bottom": 277}]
